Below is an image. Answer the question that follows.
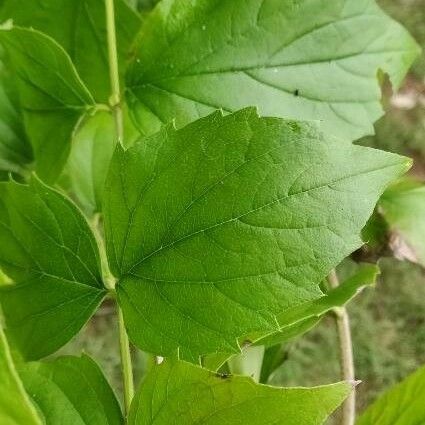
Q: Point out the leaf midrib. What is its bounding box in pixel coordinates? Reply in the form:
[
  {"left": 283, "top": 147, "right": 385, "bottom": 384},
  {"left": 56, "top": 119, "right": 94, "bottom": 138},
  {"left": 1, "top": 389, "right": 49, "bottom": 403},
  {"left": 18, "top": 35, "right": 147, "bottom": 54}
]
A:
[
  {"left": 132, "top": 7, "right": 389, "bottom": 87},
  {"left": 122, "top": 160, "right": 403, "bottom": 276}
]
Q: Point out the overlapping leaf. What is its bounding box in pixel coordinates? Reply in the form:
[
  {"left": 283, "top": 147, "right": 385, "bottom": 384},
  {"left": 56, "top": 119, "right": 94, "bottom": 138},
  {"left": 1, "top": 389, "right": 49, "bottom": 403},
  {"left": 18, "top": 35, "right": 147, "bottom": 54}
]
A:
[
  {"left": 104, "top": 108, "right": 409, "bottom": 361},
  {"left": 0, "top": 328, "right": 42, "bottom": 425},
  {"left": 204, "top": 263, "right": 379, "bottom": 371},
  {"left": 0, "top": 26, "right": 95, "bottom": 182},
  {"left": 0, "top": 177, "right": 106, "bottom": 360},
  {"left": 1, "top": 330, "right": 123, "bottom": 425},
  {"left": 128, "top": 358, "right": 351, "bottom": 425},
  {"left": 64, "top": 109, "right": 140, "bottom": 214},
  {"left": 66, "top": 112, "right": 117, "bottom": 214},
  {"left": 0, "top": 0, "right": 141, "bottom": 102},
  {"left": 126, "top": 0, "right": 420, "bottom": 139},
  {"left": 357, "top": 364, "right": 425, "bottom": 425},
  {"left": 0, "top": 50, "right": 32, "bottom": 176},
  {"left": 19, "top": 355, "right": 123, "bottom": 425},
  {"left": 257, "top": 263, "right": 379, "bottom": 347},
  {"left": 379, "top": 179, "right": 425, "bottom": 266}
]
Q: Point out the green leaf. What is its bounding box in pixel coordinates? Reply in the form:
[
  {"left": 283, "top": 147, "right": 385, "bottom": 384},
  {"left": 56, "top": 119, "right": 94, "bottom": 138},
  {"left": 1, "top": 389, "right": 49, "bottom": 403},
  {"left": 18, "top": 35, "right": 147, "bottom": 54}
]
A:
[
  {"left": 128, "top": 358, "right": 351, "bottom": 425},
  {"left": 257, "top": 263, "right": 379, "bottom": 347},
  {"left": 260, "top": 344, "right": 288, "bottom": 384},
  {"left": 0, "top": 0, "right": 141, "bottom": 102},
  {"left": 204, "top": 263, "right": 379, "bottom": 371},
  {"left": 19, "top": 354, "right": 123, "bottom": 425},
  {"left": 354, "top": 211, "right": 390, "bottom": 263},
  {"left": 379, "top": 179, "right": 425, "bottom": 267},
  {"left": 0, "top": 328, "right": 42, "bottom": 425},
  {"left": 0, "top": 176, "right": 106, "bottom": 360},
  {"left": 0, "top": 26, "right": 95, "bottom": 182},
  {"left": 0, "top": 50, "right": 32, "bottom": 175},
  {"left": 357, "top": 364, "right": 425, "bottom": 425},
  {"left": 66, "top": 112, "right": 116, "bottom": 214},
  {"left": 126, "top": 0, "right": 420, "bottom": 140},
  {"left": 104, "top": 108, "right": 408, "bottom": 361},
  {"left": 64, "top": 108, "right": 141, "bottom": 214}
]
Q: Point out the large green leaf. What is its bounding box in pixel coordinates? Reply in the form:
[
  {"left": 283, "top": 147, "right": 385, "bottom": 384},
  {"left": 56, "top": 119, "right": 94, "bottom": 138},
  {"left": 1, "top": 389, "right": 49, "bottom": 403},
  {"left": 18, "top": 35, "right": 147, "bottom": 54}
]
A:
[
  {"left": 0, "top": 177, "right": 106, "bottom": 360},
  {"left": 0, "top": 50, "right": 32, "bottom": 176},
  {"left": 104, "top": 108, "right": 409, "bottom": 361},
  {"left": 0, "top": 0, "right": 141, "bottom": 102},
  {"left": 379, "top": 179, "right": 425, "bottom": 267},
  {"left": 357, "top": 364, "right": 425, "bottom": 425},
  {"left": 128, "top": 358, "right": 351, "bottom": 425},
  {"left": 0, "top": 26, "right": 95, "bottom": 182},
  {"left": 0, "top": 328, "right": 42, "bottom": 425},
  {"left": 19, "top": 355, "right": 123, "bottom": 425},
  {"left": 126, "top": 0, "right": 420, "bottom": 140}
]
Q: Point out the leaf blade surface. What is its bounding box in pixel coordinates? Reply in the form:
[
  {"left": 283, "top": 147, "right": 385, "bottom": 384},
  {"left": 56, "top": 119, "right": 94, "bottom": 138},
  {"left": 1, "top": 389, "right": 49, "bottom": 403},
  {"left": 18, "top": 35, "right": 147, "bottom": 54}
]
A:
[
  {"left": 0, "top": 177, "right": 106, "bottom": 359},
  {"left": 104, "top": 109, "right": 409, "bottom": 360},
  {"left": 0, "top": 26, "right": 94, "bottom": 182},
  {"left": 128, "top": 358, "right": 351, "bottom": 425},
  {"left": 127, "top": 0, "right": 420, "bottom": 139}
]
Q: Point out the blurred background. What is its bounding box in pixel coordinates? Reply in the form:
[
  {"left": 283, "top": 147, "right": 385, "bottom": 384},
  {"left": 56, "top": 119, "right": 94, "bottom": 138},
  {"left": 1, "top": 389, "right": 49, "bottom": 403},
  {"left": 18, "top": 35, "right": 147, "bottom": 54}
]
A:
[{"left": 56, "top": 0, "right": 425, "bottom": 421}]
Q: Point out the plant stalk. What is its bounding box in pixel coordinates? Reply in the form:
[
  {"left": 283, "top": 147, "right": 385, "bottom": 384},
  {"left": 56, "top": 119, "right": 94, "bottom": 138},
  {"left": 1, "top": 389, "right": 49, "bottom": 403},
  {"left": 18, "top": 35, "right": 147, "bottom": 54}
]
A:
[
  {"left": 105, "top": 0, "right": 134, "bottom": 414},
  {"left": 328, "top": 269, "right": 356, "bottom": 425},
  {"left": 105, "top": 0, "right": 124, "bottom": 142},
  {"left": 118, "top": 306, "right": 135, "bottom": 414}
]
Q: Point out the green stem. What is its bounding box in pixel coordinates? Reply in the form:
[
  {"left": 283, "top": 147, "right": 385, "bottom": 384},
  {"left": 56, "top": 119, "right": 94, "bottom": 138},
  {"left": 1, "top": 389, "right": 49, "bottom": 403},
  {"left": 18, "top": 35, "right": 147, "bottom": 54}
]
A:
[
  {"left": 118, "top": 306, "right": 135, "bottom": 414},
  {"left": 105, "top": 0, "right": 124, "bottom": 142},
  {"left": 328, "top": 269, "right": 356, "bottom": 425},
  {"left": 91, "top": 214, "right": 115, "bottom": 291},
  {"left": 105, "top": 0, "right": 134, "bottom": 414}
]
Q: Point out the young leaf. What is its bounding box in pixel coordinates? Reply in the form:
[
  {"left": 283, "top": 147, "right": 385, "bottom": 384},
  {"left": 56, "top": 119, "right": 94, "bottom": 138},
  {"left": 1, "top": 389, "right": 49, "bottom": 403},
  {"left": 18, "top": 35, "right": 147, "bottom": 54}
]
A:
[
  {"left": 0, "top": 177, "right": 106, "bottom": 360},
  {"left": 357, "top": 364, "right": 425, "bottom": 425},
  {"left": 0, "top": 26, "right": 95, "bottom": 182},
  {"left": 379, "top": 179, "right": 425, "bottom": 267},
  {"left": 0, "top": 328, "right": 42, "bottom": 425},
  {"left": 19, "top": 354, "right": 123, "bottom": 425},
  {"left": 104, "top": 108, "right": 409, "bottom": 361},
  {"left": 0, "top": 0, "right": 141, "bottom": 102},
  {"left": 126, "top": 0, "right": 420, "bottom": 139},
  {"left": 64, "top": 109, "right": 140, "bottom": 214},
  {"left": 0, "top": 52, "right": 32, "bottom": 176},
  {"left": 260, "top": 344, "right": 288, "bottom": 384},
  {"left": 66, "top": 112, "right": 117, "bottom": 214},
  {"left": 257, "top": 263, "right": 380, "bottom": 347},
  {"left": 128, "top": 358, "right": 352, "bottom": 425}
]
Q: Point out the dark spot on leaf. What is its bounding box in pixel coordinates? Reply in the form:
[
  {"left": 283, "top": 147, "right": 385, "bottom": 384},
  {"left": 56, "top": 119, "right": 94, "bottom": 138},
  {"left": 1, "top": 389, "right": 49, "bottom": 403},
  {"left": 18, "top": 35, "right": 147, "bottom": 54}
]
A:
[
  {"left": 288, "top": 122, "right": 301, "bottom": 133},
  {"left": 215, "top": 372, "right": 231, "bottom": 379},
  {"left": 294, "top": 89, "right": 299, "bottom": 96}
]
